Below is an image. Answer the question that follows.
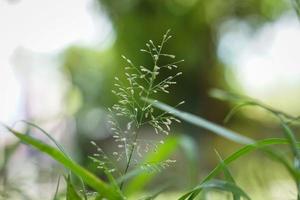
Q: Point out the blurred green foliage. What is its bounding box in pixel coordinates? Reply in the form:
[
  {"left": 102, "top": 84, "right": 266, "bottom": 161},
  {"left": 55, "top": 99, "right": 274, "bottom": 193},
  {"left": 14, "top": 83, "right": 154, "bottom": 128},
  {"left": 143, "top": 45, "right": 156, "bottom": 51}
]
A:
[
  {"left": 64, "top": 0, "right": 289, "bottom": 126},
  {"left": 62, "top": 0, "right": 291, "bottom": 183}
]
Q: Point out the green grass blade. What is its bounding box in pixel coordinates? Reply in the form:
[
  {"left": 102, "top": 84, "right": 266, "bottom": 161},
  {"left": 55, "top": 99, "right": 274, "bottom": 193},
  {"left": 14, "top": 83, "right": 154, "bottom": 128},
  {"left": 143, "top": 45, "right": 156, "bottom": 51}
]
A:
[
  {"left": 209, "top": 89, "right": 300, "bottom": 171},
  {"left": 179, "top": 138, "right": 300, "bottom": 199},
  {"left": 21, "top": 121, "right": 89, "bottom": 200},
  {"left": 291, "top": 0, "right": 300, "bottom": 18},
  {"left": 103, "top": 168, "right": 122, "bottom": 194},
  {"left": 215, "top": 150, "right": 240, "bottom": 200},
  {"left": 209, "top": 89, "right": 300, "bottom": 196},
  {"left": 124, "top": 136, "right": 180, "bottom": 195},
  {"left": 280, "top": 120, "right": 300, "bottom": 198},
  {"left": 6, "top": 127, "right": 123, "bottom": 200},
  {"left": 66, "top": 175, "right": 83, "bottom": 200},
  {"left": 202, "top": 138, "right": 293, "bottom": 183},
  {"left": 179, "top": 180, "right": 250, "bottom": 200},
  {"left": 280, "top": 120, "right": 300, "bottom": 162},
  {"left": 52, "top": 176, "right": 61, "bottom": 200},
  {"left": 209, "top": 88, "right": 299, "bottom": 123},
  {"left": 223, "top": 102, "right": 255, "bottom": 124},
  {"left": 143, "top": 98, "right": 254, "bottom": 145},
  {"left": 21, "top": 121, "right": 70, "bottom": 158}
]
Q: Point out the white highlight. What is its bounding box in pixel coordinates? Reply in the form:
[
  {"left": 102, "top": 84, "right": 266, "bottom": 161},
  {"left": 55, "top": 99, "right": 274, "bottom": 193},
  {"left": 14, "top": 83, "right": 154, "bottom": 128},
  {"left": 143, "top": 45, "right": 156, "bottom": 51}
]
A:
[{"left": 219, "top": 13, "right": 300, "bottom": 114}]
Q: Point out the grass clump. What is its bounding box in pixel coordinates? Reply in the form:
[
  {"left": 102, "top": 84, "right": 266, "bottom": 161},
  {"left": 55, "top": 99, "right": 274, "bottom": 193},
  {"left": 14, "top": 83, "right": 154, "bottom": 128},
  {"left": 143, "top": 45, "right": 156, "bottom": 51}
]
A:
[
  {"left": 3, "top": 31, "right": 300, "bottom": 200},
  {"left": 3, "top": 30, "right": 185, "bottom": 200}
]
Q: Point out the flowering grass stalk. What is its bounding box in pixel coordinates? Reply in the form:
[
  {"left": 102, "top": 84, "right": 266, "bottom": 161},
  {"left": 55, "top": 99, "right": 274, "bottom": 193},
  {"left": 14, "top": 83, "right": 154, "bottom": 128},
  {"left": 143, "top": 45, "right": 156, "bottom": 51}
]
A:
[{"left": 107, "top": 29, "right": 184, "bottom": 190}]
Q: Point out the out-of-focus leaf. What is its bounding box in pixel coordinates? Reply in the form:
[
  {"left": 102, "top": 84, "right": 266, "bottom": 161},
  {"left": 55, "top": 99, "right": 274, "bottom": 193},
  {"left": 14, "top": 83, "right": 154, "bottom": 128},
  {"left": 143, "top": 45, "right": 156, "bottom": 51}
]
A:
[
  {"left": 6, "top": 127, "right": 123, "bottom": 200},
  {"left": 52, "top": 176, "right": 61, "bottom": 200},
  {"left": 21, "top": 121, "right": 70, "bottom": 158},
  {"left": 143, "top": 98, "right": 254, "bottom": 145},
  {"left": 21, "top": 121, "right": 89, "bottom": 200},
  {"left": 181, "top": 138, "right": 300, "bottom": 199},
  {"left": 292, "top": 0, "right": 300, "bottom": 18},
  {"left": 124, "top": 136, "right": 180, "bottom": 195},
  {"left": 210, "top": 88, "right": 300, "bottom": 198},
  {"left": 280, "top": 120, "right": 300, "bottom": 163},
  {"left": 66, "top": 175, "right": 82, "bottom": 200},
  {"left": 179, "top": 180, "right": 250, "bottom": 200},
  {"left": 215, "top": 150, "right": 240, "bottom": 200},
  {"left": 209, "top": 88, "right": 300, "bottom": 124}
]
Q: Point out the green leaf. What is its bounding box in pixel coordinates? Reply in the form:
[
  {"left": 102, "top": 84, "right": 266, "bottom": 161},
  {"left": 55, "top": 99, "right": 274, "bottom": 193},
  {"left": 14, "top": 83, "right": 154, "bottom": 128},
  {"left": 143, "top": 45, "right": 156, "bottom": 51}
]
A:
[
  {"left": 209, "top": 89, "right": 300, "bottom": 190},
  {"left": 21, "top": 121, "right": 89, "bottom": 200},
  {"left": 66, "top": 175, "right": 82, "bottom": 200},
  {"left": 280, "top": 120, "right": 300, "bottom": 198},
  {"left": 292, "top": 0, "right": 300, "bottom": 18},
  {"left": 124, "top": 136, "right": 180, "bottom": 195},
  {"left": 209, "top": 89, "right": 300, "bottom": 168},
  {"left": 21, "top": 121, "right": 70, "bottom": 158},
  {"left": 223, "top": 102, "right": 256, "bottom": 124},
  {"left": 179, "top": 180, "right": 250, "bottom": 200},
  {"left": 6, "top": 127, "right": 123, "bottom": 200},
  {"left": 214, "top": 150, "right": 240, "bottom": 200},
  {"left": 143, "top": 98, "right": 254, "bottom": 144},
  {"left": 209, "top": 88, "right": 299, "bottom": 124},
  {"left": 280, "top": 120, "right": 300, "bottom": 164},
  {"left": 179, "top": 138, "right": 300, "bottom": 199},
  {"left": 52, "top": 176, "right": 61, "bottom": 200}
]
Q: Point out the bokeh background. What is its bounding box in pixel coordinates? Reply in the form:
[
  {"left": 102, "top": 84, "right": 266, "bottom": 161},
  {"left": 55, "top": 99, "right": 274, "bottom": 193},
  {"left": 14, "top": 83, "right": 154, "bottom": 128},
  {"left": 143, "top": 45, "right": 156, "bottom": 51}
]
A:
[{"left": 1, "top": 0, "right": 300, "bottom": 199}]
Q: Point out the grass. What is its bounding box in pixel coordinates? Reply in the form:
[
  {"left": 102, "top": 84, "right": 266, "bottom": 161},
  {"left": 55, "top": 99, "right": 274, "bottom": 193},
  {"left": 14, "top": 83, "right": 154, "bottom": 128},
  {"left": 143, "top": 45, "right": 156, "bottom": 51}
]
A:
[{"left": 2, "top": 32, "right": 300, "bottom": 200}]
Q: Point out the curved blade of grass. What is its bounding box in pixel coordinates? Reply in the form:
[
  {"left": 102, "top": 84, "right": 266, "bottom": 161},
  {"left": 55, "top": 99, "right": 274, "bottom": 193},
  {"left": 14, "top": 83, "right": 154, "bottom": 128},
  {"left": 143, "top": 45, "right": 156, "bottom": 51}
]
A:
[
  {"left": 210, "top": 88, "right": 300, "bottom": 124},
  {"left": 179, "top": 138, "right": 300, "bottom": 199},
  {"left": 21, "top": 121, "right": 70, "bottom": 158},
  {"left": 179, "top": 180, "right": 250, "bottom": 200},
  {"left": 210, "top": 89, "right": 300, "bottom": 198},
  {"left": 291, "top": 0, "right": 300, "bottom": 19},
  {"left": 124, "top": 136, "right": 180, "bottom": 195},
  {"left": 20, "top": 121, "right": 89, "bottom": 200},
  {"left": 210, "top": 92, "right": 300, "bottom": 173},
  {"left": 214, "top": 150, "right": 240, "bottom": 200},
  {"left": 103, "top": 167, "right": 121, "bottom": 194},
  {"left": 6, "top": 126, "right": 123, "bottom": 200},
  {"left": 209, "top": 90, "right": 300, "bottom": 175},
  {"left": 280, "top": 119, "right": 300, "bottom": 199},
  {"left": 66, "top": 175, "right": 82, "bottom": 200},
  {"left": 52, "top": 176, "right": 61, "bottom": 200},
  {"left": 280, "top": 120, "right": 300, "bottom": 162},
  {"left": 142, "top": 98, "right": 254, "bottom": 145},
  {"left": 223, "top": 102, "right": 255, "bottom": 124}
]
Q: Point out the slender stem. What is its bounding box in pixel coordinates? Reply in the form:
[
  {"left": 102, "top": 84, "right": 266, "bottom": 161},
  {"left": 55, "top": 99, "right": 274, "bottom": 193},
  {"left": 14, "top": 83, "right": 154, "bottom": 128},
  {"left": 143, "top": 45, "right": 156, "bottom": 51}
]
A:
[
  {"left": 119, "top": 131, "right": 138, "bottom": 190},
  {"left": 119, "top": 33, "right": 168, "bottom": 190},
  {"left": 119, "top": 75, "right": 155, "bottom": 190}
]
